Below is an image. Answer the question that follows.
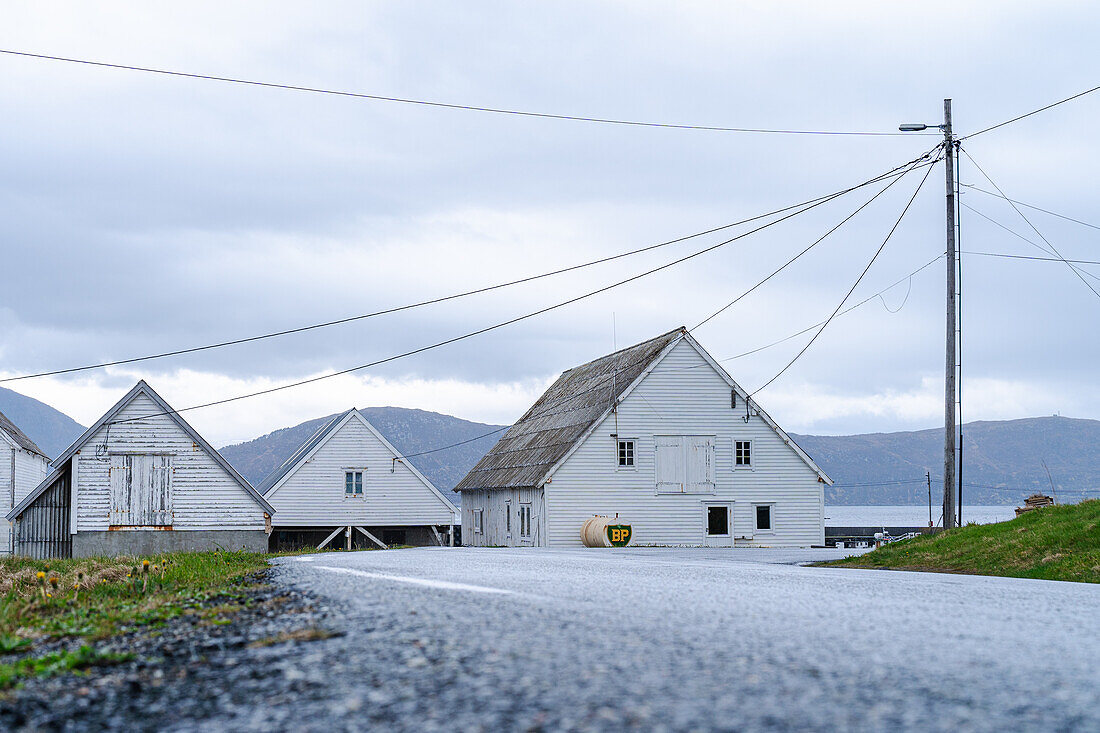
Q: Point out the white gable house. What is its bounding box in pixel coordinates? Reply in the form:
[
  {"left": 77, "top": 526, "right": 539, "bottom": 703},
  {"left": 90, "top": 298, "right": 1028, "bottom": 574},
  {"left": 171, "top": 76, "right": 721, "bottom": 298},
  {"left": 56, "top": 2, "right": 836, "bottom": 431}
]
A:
[
  {"left": 7, "top": 381, "right": 275, "bottom": 558},
  {"left": 259, "top": 409, "right": 459, "bottom": 550},
  {"left": 1, "top": 410, "right": 51, "bottom": 554},
  {"left": 456, "top": 328, "right": 831, "bottom": 547}
]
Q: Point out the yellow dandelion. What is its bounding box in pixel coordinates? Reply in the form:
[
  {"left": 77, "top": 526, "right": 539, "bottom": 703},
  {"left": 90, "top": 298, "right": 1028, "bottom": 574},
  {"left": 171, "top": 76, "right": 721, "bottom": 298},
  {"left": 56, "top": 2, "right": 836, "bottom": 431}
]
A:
[
  {"left": 36, "top": 571, "right": 45, "bottom": 580},
  {"left": 46, "top": 593, "right": 52, "bottom": 598}
]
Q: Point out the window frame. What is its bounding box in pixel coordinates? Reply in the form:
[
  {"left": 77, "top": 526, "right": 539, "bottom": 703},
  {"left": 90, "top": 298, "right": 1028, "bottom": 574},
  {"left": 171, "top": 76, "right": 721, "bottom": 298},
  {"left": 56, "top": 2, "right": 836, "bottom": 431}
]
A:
[
  {"left": 473, "top": 508, "right": 484, "bottom": 534},
  {"left": 734, "top": 440, "right": 753, "bottom": 469},
  {"left": 753, "top": 503, "right": 775, "bottom": 534},
  {"left": 616, "top": 438, "right": 637, "bottom": 470},
  {"left": 519, "top": 503, "right": 533, "bottom": 539},
  {"left": 343, "top": 469, "right": 365, "bottom": 498},
  {"left": 504, "top": 500, "right": 512, "bottom": 537}
]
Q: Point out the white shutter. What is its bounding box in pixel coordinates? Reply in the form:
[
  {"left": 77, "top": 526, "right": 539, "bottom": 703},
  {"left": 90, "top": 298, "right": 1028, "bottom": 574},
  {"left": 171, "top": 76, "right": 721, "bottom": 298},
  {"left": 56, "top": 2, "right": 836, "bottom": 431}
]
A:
[
  {"left": 150, "top": 456, "right": 173, "bottom": 526},
  {"left": 109, "top": 455, "right": 131, "bottom": 526},
  {"left": 686, "top": 437, "right": 715, "bottom": 493},
  {"left": 655, "top": 436, "right": 685, "bottom": 493}
]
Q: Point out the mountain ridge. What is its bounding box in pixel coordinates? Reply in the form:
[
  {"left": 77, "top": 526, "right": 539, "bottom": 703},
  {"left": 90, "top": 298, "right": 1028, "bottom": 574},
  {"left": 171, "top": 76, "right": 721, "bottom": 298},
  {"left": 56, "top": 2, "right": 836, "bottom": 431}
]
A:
[{"left": 2, "top": 387, "right": 1095, "bottom": 505}]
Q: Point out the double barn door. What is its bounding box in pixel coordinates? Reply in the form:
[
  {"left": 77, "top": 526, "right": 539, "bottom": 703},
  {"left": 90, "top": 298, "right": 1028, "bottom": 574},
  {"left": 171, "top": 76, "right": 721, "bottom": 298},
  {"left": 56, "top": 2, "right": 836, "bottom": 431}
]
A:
[{"left": 109, "top": 454, "right": 173, "bottom": 527}]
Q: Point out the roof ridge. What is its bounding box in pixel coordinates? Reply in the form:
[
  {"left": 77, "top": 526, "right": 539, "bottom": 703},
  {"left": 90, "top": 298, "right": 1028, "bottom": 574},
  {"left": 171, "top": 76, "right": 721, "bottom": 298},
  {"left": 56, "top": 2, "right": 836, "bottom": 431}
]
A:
[{"left": 561, "top": 326, "right": 685, "bottom": 374}]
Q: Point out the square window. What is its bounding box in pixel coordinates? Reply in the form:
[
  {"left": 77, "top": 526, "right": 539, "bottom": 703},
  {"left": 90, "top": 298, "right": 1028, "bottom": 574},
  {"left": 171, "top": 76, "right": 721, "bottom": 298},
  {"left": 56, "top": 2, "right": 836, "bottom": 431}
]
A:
[
  {"left": 735, "top": 441, "right": 752, "bottom": 467},
  {"left": 707, "top": 506, "right": 729, "bottom": 536},
  {"left": 345, "top": 471, "right": 363, "bottom": 495},
  {"left": 755, "top": 505, "right": 772, "bottom": 532},
  {"left": 617, "top": 440, "right": 635, "bottom": 467}
]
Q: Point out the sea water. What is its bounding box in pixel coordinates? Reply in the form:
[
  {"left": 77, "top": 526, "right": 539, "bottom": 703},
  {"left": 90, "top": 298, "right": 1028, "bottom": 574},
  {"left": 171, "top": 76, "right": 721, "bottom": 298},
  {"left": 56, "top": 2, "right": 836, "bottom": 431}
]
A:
[{"left": 824, "top": 504, "right": 1017, "bottom": 527}]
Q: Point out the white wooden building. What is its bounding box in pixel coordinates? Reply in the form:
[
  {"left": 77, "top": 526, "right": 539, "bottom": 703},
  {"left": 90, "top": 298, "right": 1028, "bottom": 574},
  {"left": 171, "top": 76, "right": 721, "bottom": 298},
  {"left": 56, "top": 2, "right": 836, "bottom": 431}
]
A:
[
  {"left": 6, "top": 381, "right": 275, "bottom": 558},
  {"left": 1, "top": 410, "right": 51, "bottom": 554},
  {"left": 258, "top": 408, "right": 459, "bottom": 550},
  {"left": 456, "top": 328, "right": 831, "bottom": 547}
]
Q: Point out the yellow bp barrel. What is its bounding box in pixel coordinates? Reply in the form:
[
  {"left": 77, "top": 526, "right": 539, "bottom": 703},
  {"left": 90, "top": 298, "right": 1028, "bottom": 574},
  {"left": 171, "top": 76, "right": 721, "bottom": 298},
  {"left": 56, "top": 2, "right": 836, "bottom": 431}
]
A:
[{"left": 580, "top": 515, "right": 633, "bottom": 547}]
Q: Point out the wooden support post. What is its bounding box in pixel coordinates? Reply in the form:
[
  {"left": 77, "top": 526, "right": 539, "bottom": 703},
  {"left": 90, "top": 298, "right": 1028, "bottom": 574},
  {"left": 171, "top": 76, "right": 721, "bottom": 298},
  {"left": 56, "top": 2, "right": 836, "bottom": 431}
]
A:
[
  {"left": 345, "top": 525, "right": 352, "bottom": 551},
  {"left": 353, "top": 526, "right": 388, "bottom": 549},
  {"left": 449, "top": 522, "right": 455, "bottom": 547},
  {"left": 317, "top": 526, "right": 343, "bottom": 549},
  {"left": 430, "top": 526, "right": 444, "bottom": 547}
]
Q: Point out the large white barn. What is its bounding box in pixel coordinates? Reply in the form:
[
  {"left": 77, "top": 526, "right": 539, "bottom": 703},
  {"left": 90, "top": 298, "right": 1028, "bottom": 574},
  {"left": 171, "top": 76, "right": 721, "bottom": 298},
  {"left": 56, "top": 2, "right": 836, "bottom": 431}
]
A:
[
  {"left": 1, "top": 410, "right": 50, "bottom": 554},
  {"left": 258, "top": 408, "right": 459, "bottom": 550},
  {"left": 456, "top": 328, "right": 831, "bottom": 547},
  {"left": 7, "top": 381, "right": 275, "bottom": 558}
]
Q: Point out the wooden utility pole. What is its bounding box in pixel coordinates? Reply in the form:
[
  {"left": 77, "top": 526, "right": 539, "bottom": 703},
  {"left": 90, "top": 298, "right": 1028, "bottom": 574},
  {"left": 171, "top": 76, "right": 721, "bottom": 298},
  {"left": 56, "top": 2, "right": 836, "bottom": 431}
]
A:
[{"left": 942, "top": 99, "right": 958, "bottom": 529}]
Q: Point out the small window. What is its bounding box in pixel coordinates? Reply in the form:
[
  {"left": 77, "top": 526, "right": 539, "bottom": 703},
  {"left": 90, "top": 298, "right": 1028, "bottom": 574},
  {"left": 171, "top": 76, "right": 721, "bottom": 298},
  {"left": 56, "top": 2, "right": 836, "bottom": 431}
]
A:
[
  {"left": 473, "top": 509, "right": 484, "bottom": 534},
  {"left": 505, "top": 501, "right": 512, "bottom": 535},
  {"left": 735, "top": 441, "right": 752, "bottom": 467},
  {"left": 707, "top": 506, "right": 729, "bottom": 536},
  {"left": 755, "top": 504, "right": 773, "bottom": 532},
  {"left": 617, "top": 440, "right": 635, "bottom": 467},
  {"left": 344, "top": 470, "right": 363, "bottom": 496},
  {"left": 519, "top": 504, "right": 532, "bottom": 538}
]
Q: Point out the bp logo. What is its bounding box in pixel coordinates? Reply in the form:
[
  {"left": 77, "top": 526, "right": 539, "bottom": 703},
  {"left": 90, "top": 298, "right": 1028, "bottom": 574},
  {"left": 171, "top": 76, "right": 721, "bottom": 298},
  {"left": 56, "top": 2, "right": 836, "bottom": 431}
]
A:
[{"left": 606, "top": 524, "right": 632, "bottom": 547}]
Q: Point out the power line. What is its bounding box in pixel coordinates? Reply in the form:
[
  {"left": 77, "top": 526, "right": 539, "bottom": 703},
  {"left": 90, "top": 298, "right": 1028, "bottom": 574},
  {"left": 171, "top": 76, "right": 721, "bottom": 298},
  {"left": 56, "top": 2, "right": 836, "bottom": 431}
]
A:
[
  {"left": 105, "top": 152, "right": 940, "bottom": 426},
  {"left": 750, "top": 159, "right": 938, "bottom": 396},
  {"left": 714, "top": 254, "right": 945, "bottom": 364},
  {"left": 690, "top": 148, "right": 935, "bottom": 331},
  {"left": 0, "top": 48, "right": 931, "bottom": 137},
  {"left": 960, "top": 83, "right": 1100, "bottom": 140},
  {"left": 0, "top": 152, "right": 935, "bottom": 385},
  {"left": 963, "top": 250, "right": 1100, "bottom": 268},
  {"left": 961, "top": 184, "right": 1100, "bottom": 232},
  {"left": 961, "top": 148, "right": 1100, "bottom": 302}
]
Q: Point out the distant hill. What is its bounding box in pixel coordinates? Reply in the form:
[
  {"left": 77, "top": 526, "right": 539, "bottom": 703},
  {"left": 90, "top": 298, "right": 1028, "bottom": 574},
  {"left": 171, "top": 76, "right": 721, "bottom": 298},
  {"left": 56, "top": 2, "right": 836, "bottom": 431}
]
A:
[
  {"left": 0, "top": 386, "right": 86, "bottom": 461},
  {"left": 3, "top": 382, "right": 1094, "bottom": 507},
  {"left": 219, "top": 407, "right": 506, "bottom": 502},
  {"left": 793, "top": 416, "right": 1100, "bottom": 505}
]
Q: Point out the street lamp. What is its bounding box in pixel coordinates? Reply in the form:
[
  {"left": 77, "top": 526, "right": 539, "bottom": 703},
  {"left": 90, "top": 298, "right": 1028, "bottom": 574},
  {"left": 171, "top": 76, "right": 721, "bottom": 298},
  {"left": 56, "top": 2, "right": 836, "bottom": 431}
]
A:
[{"left": 900, "top": 100, "right": 959, "bottom": 529}]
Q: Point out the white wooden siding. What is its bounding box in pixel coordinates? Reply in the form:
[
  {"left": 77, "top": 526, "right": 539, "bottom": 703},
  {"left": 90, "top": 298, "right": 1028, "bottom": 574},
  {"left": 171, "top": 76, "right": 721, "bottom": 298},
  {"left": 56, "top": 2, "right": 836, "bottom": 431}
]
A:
[
  {"left": 460, "top": 488, "right": 545, "bottom": 547},
  {"left": 75, "top": 393, "right": 265, "bottom": 531},
  {"left": 2, "top": 446, "right": 50, "bottom": 554},
  {"left": 545, "top": 339, "right": 825, "bottom": 547},
  {"left": 266, "top": 417, "right": 455, "bottom": 527}
]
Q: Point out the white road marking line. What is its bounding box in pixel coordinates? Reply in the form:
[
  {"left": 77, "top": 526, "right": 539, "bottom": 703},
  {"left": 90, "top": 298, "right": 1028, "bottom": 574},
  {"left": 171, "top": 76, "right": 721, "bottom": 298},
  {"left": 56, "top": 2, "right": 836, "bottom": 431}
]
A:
[{"left": 315, "top": 565, "right": 514, "bottom": 595}]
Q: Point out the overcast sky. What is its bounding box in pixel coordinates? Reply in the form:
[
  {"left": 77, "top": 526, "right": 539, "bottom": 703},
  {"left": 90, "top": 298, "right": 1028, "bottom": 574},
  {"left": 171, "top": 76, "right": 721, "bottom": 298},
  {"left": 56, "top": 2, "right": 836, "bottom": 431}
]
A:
[{"left": 1, "top": 2, "right": 1098, "bottom": 446}]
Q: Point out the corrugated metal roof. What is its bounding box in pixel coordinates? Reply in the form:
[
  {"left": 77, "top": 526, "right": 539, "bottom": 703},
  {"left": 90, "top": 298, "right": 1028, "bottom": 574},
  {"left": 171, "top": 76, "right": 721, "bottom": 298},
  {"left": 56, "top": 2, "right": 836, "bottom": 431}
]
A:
[
  {"left": 256, "top": 408, "right": 355, "bottom": 495},
  {"left": 0, "top": 409, "right": 48, "bottom": 459},
  {"left": 455, "top": 327, "right": 685, "bottom": 491}
]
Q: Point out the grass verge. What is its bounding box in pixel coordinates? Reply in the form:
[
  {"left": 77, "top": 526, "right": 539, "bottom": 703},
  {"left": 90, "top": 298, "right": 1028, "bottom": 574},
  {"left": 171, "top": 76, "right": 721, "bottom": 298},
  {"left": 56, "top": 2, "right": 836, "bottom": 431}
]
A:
[
  {"left": 0, "top": 645, "right": 133, "bottom": 689},
  {"left": 0, "top": 549, "right": 271, "bottom": 646},
  {"left": 821, "top": 499, "right": 1100, "bottom": 583}
]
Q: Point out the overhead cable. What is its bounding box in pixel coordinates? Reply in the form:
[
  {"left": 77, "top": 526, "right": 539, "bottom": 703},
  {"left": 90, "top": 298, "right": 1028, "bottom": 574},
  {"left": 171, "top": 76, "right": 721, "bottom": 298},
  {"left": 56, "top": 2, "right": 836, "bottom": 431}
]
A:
[
  {"left": 0, "top": 152, "right": 936, "bottom": 385},
  {"left": 750, "top": 159, "right": 938, "bottom": 396},
  {"left": 0, "top": 49, "right": 930, "bottom": 137}
]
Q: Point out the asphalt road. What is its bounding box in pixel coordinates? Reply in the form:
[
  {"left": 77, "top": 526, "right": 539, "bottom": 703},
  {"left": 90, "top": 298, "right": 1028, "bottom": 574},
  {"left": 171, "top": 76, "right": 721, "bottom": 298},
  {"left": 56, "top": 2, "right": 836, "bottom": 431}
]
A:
[{"left": 249, "top": 547, "right": 1098, "bottom": 732}]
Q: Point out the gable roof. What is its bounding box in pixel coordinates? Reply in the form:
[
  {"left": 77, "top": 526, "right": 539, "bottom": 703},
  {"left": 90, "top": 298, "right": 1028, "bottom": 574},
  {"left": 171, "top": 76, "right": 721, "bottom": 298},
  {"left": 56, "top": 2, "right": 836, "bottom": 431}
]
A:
[
  {"left": 455, "top": 328, "right": 685, "bottom": 491},
  {"left": 259, "top": 408, "right": 458, "bottom": 517},
  {"left": 0, "top": 409, "right": 48, "bottom": 459},
  {"left": 10, "top": 381, "right": 275, "bottom": 520},
  {"left": 455, "top": 328, "right": 831, "bottom": 492},
  {"left": 256, "top": 408, "right": 355, "bottom": 495}
]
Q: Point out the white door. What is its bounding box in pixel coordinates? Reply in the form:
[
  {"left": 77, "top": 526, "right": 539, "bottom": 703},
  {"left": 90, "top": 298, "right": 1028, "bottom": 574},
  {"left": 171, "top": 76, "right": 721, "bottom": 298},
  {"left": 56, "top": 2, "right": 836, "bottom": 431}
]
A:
[{"left": 703, "top": 503, "right": 733, "bottom": 547}]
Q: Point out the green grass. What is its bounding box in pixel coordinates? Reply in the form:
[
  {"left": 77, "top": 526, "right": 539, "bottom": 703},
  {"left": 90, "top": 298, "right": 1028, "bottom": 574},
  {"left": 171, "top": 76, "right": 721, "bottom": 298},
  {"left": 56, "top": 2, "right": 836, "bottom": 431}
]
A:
[
  {"left": 822, "top": 499, "right": 1100, "bottom": 583},
  {"left": 0, "top": 645, "right": 133, "bottom": 689},
  {"left": 0, "top": 549, "right": 271, "bottom": 645}
]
